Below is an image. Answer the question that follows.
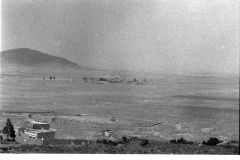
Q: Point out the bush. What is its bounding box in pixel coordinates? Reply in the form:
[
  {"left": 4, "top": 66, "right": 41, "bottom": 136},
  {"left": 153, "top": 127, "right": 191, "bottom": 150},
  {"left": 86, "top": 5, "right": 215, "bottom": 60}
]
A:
[
  {"left": 170, "top": 138, "right": 193, "bottom": 144},
  {"left": 140, "top": 139, "right": 149, "bottom": 147},
  {"left": 107, "top": 140, "right": 118, "bottom": 146},
  {"left": 202, "top": 137, "right": 222, "bottom": 146},
  {"left": 110, "top": 117, "right": 116, "bottom": 122},
  {"left": 96, "top": 139, "right": 119, "bottom": 146},
  {"left": 96, "top": 139, "right": 101, "bottom": 143},
  {"left": 102, "top": 139, "right": 108, "bottom": 144},
  {"left": 122, "top": 136, "right": 128, "bottom": 143},
  {"left": 99, "top": 77, "right": 108, "bottom": 81},
  {"left": 177, "top": 138, "right": 187, "bottom": 144},
  {"left": 170, "top": 139, "right": 177, "bottom": 143}
]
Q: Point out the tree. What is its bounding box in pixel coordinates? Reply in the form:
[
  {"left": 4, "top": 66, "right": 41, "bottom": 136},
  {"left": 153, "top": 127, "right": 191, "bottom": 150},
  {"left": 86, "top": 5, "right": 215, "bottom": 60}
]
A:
[{"left": 3, "top": 118, "right": 16, "bottom": 141}]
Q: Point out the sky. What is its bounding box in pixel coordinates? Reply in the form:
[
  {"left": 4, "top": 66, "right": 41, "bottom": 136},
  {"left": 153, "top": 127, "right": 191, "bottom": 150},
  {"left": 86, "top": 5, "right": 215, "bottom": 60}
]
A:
[{"left": 1, "top": 0, "right": 239, "bottom": 74}]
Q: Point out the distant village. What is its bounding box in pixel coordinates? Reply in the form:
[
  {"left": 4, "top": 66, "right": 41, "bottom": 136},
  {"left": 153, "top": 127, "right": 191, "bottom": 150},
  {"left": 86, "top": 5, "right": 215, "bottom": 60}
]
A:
[
  {"left": 82, "top": 75, "right": 150, "bottom": 85},
  {"left": 41, "top": 75, "right": 150, "bottom": 85}
]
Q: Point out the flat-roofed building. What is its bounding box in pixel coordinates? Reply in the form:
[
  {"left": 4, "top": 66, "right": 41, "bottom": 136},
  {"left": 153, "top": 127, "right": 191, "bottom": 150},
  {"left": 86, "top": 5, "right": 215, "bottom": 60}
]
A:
[
  {"left": 16, "top": 128, "right": 56, "bottom": 145},
  {"left": 25, "top": 129, "right": 55, "bottom": 140},
  {"left": 15, "top": 120, "right": 55, "bottom": 145},
  {"left": 29, "top": 121, "right": 50, "bottom": 130}
]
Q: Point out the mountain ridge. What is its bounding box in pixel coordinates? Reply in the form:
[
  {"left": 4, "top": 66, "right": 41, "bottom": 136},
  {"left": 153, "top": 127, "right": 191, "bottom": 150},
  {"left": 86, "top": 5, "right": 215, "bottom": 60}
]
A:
[{"left": 0, "top": 48, "right": 80, "bottom": 69}]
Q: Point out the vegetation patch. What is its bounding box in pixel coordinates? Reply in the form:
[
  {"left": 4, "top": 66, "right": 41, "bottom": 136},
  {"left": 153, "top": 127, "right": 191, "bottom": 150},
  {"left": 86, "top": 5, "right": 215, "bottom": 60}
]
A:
[
  {"left": 170, "top": 138, "right": 194, "bottom": 144},
  {"left": 202, "top": 137, "right": 223, "bottom": 146}
]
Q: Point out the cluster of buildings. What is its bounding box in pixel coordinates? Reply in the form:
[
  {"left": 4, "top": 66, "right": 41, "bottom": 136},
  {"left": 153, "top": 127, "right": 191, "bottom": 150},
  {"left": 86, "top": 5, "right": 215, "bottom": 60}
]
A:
[
  {"left": 15, "top": 120, "right": 56, "bottom": 145},
  {"left": 83, "top": 75, "right": 149, "bottom": 85},
  {"left": 1, "top": 117, "right": 121, "bottom": 146}
]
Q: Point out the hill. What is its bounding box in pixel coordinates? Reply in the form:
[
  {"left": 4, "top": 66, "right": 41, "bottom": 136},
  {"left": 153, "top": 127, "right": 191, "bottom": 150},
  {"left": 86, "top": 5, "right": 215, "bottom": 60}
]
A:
[{"left": 0, "top": 48, "right": 80, "bottom": 68}]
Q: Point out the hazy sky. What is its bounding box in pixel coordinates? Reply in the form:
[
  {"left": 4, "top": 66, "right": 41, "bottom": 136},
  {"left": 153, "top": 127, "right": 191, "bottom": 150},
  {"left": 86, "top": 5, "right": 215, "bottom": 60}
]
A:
[{"left": 1, "top": 0, "right": 239, "bottom": 73}]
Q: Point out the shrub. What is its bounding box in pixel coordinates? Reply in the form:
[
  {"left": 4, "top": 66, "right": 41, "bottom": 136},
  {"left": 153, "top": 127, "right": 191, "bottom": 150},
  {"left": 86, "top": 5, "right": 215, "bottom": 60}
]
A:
[
  {"left": 202, "top": 137, "right": 222, "bottom": 146},
  {"left": 99, "top": 77, "right": 108, "bottom": 81},
  {"left": 170, "top": 138, "right": 193, "bottom": 144},
  {"left": 140, "top": 139, "right": 149, "bottom": 147},
  {"left": 170, "top": 139, "right": 177, "bottom": 143},
  {"left": 102, "top": 139, "right": 108, "bottom": 144},
  {"left": 122, "top": 136, "right": 128, "bottom": 143},
  {"left": 107, "top": 140, "right": 118, "bottom": 146},
  {"left": 177, "top": 138, "right": 187, "bottom": 144},
  {"left": 110, "top": 117, "right": 116, "bottom": 122},
  {"left": 96, "top": 139, "right": 119, "bottom": 146}
]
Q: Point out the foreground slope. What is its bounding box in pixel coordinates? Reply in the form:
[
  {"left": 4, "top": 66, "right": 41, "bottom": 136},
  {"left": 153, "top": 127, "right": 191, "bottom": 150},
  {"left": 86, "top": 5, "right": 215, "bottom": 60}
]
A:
[{"left": 0, "top": 139, "right": 239, "bottom": 154}]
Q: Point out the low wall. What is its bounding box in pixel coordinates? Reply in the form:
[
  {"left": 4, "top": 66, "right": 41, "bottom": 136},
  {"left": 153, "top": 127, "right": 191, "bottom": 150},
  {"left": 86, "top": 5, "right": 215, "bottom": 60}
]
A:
[
  {"left": 16, "top": 134, "right": 43, "bottom": 145},
  {"left": 43, "top": 139, "right": 95, "bottom": 146}
]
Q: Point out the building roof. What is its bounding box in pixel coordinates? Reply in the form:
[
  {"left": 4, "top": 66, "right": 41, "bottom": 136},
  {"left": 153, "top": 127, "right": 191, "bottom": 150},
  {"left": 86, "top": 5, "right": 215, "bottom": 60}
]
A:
[
  {"left": 30, "top": 121, "right": 49, "bottom": 125},
  {"left": 14, "top": 126, "right": 25, "bottom": 129},
  {"left": 25, "top": 129, "right": 55, "bottom": 135}
]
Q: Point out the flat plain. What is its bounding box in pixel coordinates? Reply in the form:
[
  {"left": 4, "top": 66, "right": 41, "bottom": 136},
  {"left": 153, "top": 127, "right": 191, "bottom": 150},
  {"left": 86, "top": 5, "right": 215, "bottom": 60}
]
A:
[{"left": 0, "top": 67, "right": 239, "bottom": 143}]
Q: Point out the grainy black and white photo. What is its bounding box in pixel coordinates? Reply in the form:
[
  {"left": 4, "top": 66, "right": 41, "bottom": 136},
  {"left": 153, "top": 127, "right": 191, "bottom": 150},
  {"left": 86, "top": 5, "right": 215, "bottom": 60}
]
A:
[{"left": 0, "top": 0, "right": 239, "bottom": 155}]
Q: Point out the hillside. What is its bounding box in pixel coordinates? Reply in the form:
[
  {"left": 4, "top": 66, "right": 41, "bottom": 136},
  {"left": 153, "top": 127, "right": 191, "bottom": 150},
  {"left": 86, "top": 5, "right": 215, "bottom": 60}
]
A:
[{"left": 0, "top": 48, "right": 80, "bottom": 68}]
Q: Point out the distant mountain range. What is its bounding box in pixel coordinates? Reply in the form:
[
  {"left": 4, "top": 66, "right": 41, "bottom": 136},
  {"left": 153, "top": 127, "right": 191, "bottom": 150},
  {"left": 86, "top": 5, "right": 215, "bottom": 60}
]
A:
[{"left": 0, "top": 48, "right": 80, "bottom": 68}]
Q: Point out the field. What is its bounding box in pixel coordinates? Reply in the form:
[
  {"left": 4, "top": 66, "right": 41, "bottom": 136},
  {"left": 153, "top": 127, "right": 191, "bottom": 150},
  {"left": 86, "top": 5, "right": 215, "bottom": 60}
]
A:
[{"left": 0, "top": 67, "right": 239, "bottom": 143}]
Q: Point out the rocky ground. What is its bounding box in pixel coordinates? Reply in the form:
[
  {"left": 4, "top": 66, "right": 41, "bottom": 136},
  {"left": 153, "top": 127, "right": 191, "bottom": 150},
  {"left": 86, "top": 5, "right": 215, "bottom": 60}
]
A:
[
  {"left": 1, "top": 112, "right": 239, "bottom": 154},
  {"left": 0, "top": 138, "right": 239, "bottom": 154}
]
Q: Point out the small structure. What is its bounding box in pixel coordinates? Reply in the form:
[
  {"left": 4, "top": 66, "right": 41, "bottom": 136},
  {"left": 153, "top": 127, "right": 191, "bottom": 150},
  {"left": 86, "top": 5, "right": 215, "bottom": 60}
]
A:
[
  {"left": 23, "top": 120, "right": 50, "bottom": 130},
  {"left": 30, "top": 121, "right": 50, "bottom": 130},
  {"left": 100, "top": 129, "right": 118, "bottom": 142},
  {"left": 101, "top": 129, "right": 113, "bottom": 138},
  {"left": 0, "top": 129, "right": 7, "bottom": 140},
  {"left": 15, "top": 121, "right": 55, "bottom": 145},
  {"left": 14, "top": 126, "right": 25, "bottom": 136},
  {"left": 16, "top": 129, "right": 55, "bottom": 145}
]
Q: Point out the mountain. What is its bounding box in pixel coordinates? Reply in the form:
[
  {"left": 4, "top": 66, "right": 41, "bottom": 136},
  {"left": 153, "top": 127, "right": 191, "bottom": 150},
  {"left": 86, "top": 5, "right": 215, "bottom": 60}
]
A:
[{"left": 0, "top": 48, "right": 80, "bottom": 68}]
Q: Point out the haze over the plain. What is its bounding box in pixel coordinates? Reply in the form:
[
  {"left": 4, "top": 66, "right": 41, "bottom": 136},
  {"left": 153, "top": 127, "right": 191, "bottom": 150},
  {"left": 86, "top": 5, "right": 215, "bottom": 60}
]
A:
[{"left": 1, "top": 0, "right": 239, "bottom": 74}]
